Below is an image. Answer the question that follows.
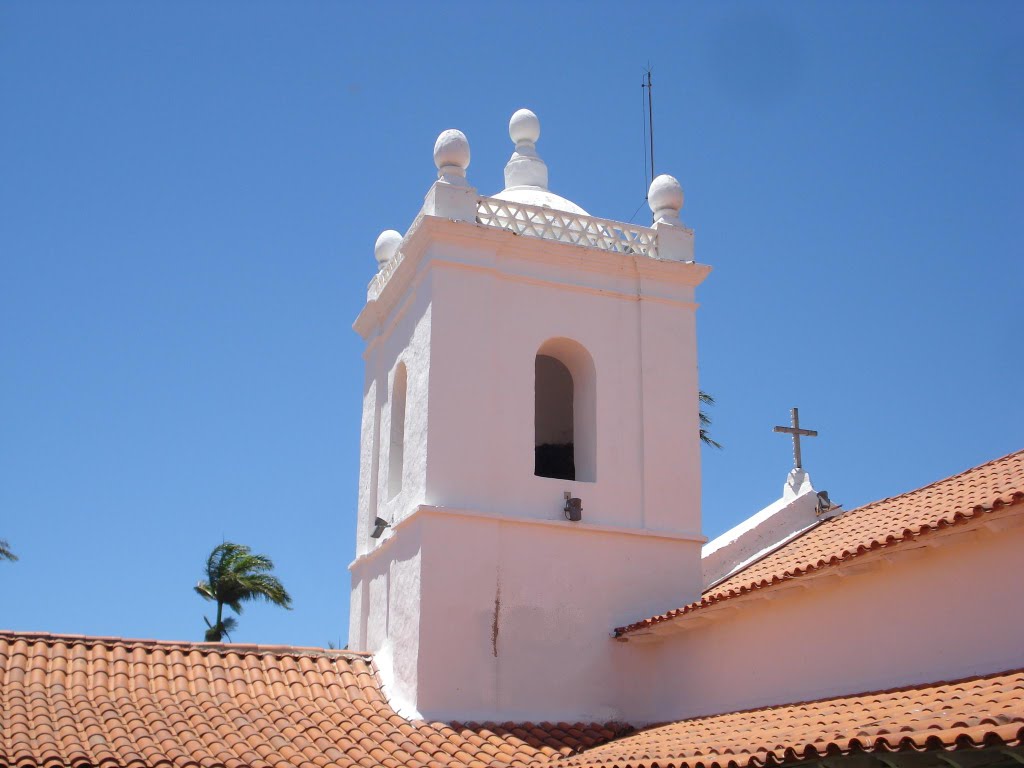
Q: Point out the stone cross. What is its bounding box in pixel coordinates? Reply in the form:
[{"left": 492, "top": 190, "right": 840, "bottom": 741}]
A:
[{"left": 773, "top": 407, "right": 818, "bottom": 470}]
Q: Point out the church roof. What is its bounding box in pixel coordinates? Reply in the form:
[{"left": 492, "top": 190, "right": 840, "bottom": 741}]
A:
[
  {"left": 0, "top": 631, "right": 623, "bottom": 768},
  {"left": 3, "top": 452, "right": 1021, "bottom": 768},
  {"left": 558, "top": 668, "right": 1024, "bottom": 768},
  {"left": 1, "top": 630, "right": 1021, "bottom": 768},
  {"left": 615, "top": 448, "right": 1024, "bottom": 637}
]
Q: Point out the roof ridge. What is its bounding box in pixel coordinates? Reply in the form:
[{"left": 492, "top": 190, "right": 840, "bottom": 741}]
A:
[
  {"left": 643, "top": 666, "right": 1024, "bottom": 727},
  {"left": 0, "top": 629, "right": 373, "bottom": 660},
  {"left": 846, "top": 447, "right": 1024, "bottom": 516}
]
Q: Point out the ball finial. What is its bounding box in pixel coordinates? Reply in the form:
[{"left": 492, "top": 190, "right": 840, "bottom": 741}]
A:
[
  {"left": 433, "top": 129, "right": 470, "bottom": 180},
  {"left": 648, "top": 174, "right": 684, "bottom": 223},
  {"left": 509, "top": 108, "right": 540, "bottom": 146},
  {"left": 374, "top": 229, "right": 402, "bottom": 267}
]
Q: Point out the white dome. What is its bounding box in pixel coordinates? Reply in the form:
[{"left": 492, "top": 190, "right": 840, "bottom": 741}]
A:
[
  {"left": 492, "top": 186, "right": 590, "bottom": 216},
  {"left": 495, "top": 108, "right": 588, "bottom": 216}
]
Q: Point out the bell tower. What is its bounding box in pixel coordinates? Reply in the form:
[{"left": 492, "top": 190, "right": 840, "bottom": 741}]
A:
[{"left": 348, "top": 109, "right": 710, "bottom": 722}]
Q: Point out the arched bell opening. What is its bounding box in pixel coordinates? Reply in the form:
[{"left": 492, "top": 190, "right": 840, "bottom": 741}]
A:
[{"left": 534, "top": 338, "right": 596, "bottom": 482}]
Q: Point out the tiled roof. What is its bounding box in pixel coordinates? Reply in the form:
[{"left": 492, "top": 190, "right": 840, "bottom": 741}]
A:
[
  {"left": 2, "top": 631, "right": 1021, "bottom": 768},
  {"left": 0, "top": 631, "right": 625, "bottom": 768},
  {"left": 558, "top": 668, "right": 1024, "bottom": 768},
  {"left": 616, "top": 449, "right": 1024, "bottom": 637}
]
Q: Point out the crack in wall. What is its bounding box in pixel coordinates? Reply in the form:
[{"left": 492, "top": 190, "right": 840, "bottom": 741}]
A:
[{"left": 491, "top": 581, "right": 501, "bottom": 658}]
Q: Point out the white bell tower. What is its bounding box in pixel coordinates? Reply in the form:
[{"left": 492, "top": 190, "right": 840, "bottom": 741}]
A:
[{"left": 348, "top": 109, "right": 710, "bottom": 722}]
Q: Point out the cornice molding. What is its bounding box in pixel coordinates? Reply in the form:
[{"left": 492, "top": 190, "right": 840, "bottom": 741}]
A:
[
  {"left": 354, "top": 214, "right": 711, "bottom": 340},
  {"left": 349, "top": 503, "right": 706, "bottom": 572}
]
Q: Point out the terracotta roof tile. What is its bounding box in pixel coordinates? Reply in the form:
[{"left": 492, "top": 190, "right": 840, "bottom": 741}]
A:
[
  {"left": 616, "top": 448, "right": 1024, "bottom": 636},
  {"left": 0, "top": 631, "right": 626, "bottom": 768},
  {"left": 556, "top": 668, "right": 1024, "bottom": 768}
]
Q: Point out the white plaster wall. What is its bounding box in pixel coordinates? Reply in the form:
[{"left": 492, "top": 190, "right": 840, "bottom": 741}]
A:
[
  {"left": 412, "top": 509, "right": 704, "bottom": 722},
  {"left": 347, "top": 577, "right": 365, "bottom": 651},
  {"left": 374, "top": 292, "right": 432, "bottom": 530},
  {"left": 637, "top": 296, "right": 701, "bottom": 533},
  {"left": 618, "top": 519, "right": 1024, "bottom": 724},
  {"left": 353, "top": 377, "right": 379, "bottom": 561},
  {"left": 349, "top": 271, "right": 433, "bottom": 657},
  {"left": 350, "top": 218, "right": 710, "bottom": 719},
  {"left": 422, "top": 239, "right": 702, "bottom": 536},
  {"left": 348, "top": 515, "right": 424, "bottom": 713},
  {"left": 354, "top": 276, "right": 434, "bottom": 559}
]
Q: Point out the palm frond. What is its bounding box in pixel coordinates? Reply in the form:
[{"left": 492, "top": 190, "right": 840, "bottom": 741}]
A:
[
  {"left": 203, "top": 615, "right": 220, "bottom": 642},
  {"left": 0, "top": 539, "right": 18, "bottom": 562},
  {"left": 219, "top": 617, "right": 238, "bottom": 641},
  {"left": 196, "top": 540, "right": 293, "bottom": 640},
  {"left": 202, "top": 615, "right": 238, "bottom": 642},
  {"left": 698, "top": 390, "right": 722, "bottom": 449},
  {"left": 233, "top": 552, "right": 274, "bottom": 574},
  {"left": 700, "top": 428, "right": 723, "bottom": 449},
  {"left": 235, "top": 574, "right": 292, "bottom": 609},
  {"left": 194, "top": 581, "right": 214, "bottom": 601}
]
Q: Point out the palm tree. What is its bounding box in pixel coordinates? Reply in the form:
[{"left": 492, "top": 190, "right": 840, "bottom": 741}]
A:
[
  {"left": 0, "top": 539, "right": 17, "bottom": 562},
  {"left": 194, "top": 542, "right": 292, "bottom": 642},
  {"left": 699, "top": 390, "right": 722, "bottom": 449}
]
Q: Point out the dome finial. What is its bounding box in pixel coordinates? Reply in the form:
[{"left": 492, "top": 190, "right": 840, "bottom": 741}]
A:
[
  {"left": 648, "top": 174, "right": 684, "bottom": 224},
  {"left": 433, "top": 129, "right": 470, "bottom": 186},
  {"left": 503, "top": 108, "right": 548, "bottom": 190},
  {"left": 509, "top": 108, "right": 541, "bottom": 147}
]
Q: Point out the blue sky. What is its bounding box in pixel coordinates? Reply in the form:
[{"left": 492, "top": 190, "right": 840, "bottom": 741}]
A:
[{"left": 2, "top": 1, "right": 1021, "bottom": 648}]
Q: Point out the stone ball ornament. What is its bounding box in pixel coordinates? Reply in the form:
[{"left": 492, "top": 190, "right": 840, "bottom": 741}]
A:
[
  {"left": 433, "top": 129, "right": 470, "bottom": 177},
  {"left": 509, "top": 108, "right": 541, "bottom": 145},
  {"left": 648, "top": 174, "right": 684, "bottom": 222},
  {"left": 374, "top": 229, "right": 403, "bottom": 267}
]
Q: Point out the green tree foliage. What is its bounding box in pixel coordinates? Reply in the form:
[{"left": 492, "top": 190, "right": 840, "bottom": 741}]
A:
[
  {"left": 194, "top": 542, "right": 292, "bottom": 642},
  {"left": 700, "top": 390, "right": 722, "bottom": 449}
]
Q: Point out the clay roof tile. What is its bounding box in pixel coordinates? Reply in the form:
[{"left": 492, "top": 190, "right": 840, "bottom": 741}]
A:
[
  {"left": 617, "top": 449, "right": 1024, "bottom": 637},
  {"left": 0, "top": 630, "right": 627, "bottom": 768}
]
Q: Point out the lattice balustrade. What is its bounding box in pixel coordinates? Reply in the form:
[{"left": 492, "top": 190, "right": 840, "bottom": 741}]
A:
[
  {"left": 476, "top": 197, "right": 657, "bottom": 257},
  {"left": 368, "top": 198, "right": 660, "bottom": 299},
  {"left": 367, "top": 250, "right": 403, "bottom": 300}
]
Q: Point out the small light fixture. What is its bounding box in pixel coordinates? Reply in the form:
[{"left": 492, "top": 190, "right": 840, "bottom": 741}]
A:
[
  {"left": 371, "top": 516, "right": 391, "bottom": 539},
  {"left": 563, "top": 492, "right": 583, "bottom": 522},
  {"left": 816, "top": 490, "right": 842, "bottom": 517}
]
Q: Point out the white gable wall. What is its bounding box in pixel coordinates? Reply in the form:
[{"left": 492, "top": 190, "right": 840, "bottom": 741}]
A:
[{"left": 616, "top": 511, "right": 1024, "bottom": 724}]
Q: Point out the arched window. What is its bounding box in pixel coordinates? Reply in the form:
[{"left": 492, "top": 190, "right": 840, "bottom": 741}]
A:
[
  {"left": 534, "top": 338, "right": 596, "bottom": 482},
  {"left": 387, "top": 362, "right": 407, "bottom": 500}
]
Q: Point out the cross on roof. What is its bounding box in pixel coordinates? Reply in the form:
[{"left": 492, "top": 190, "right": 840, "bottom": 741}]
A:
[{"left": 773, "top": 407, "right": 818, "bottom": 470}]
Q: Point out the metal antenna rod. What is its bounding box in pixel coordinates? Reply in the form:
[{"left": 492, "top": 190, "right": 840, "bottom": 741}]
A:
[
  {"left": 646, "top": 67, "right": 655, "bottom": 180},
  {"left": 640, "top": 74, "right": 649, "bottom": 196}
]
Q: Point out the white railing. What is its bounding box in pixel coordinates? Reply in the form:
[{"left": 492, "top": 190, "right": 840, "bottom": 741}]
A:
[
  {"left": 367, "top": 250, "right": 403, "bottom": 301},
  {"left": 476, "top": 197, "right": 657, "bottom": 257}
]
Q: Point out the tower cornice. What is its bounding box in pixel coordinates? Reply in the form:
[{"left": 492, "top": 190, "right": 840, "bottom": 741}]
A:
[{"left": 354, "top": 211, "right": 711, "bottom": 341}]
